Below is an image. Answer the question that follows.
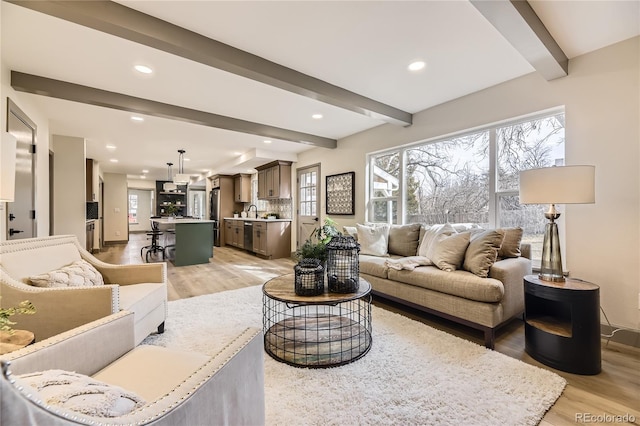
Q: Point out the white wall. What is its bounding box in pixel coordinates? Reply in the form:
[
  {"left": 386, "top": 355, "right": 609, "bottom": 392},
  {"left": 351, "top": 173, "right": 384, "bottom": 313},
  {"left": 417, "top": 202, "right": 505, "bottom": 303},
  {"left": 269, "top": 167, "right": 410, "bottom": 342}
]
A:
[
  {"left": 103, "top": 173, "right": 128, "bottom": 242},
  {"left": 1, "top": 61, "right": 51, "bottom": 239},
  {"left": 50, "top": 135, "right": 86, "bottom": 245},
  {"left": 295, "top": 37, "right": 640, "bottom": 331}
]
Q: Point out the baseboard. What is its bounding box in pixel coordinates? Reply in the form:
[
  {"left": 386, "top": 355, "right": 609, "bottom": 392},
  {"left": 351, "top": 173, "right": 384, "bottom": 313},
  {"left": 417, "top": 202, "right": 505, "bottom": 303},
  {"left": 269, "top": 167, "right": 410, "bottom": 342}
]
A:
[
  {"left": 104, "top": 240, "right": 128, "bottom": 245},
  {"left": 601, "top": 324, "right": 640, "bottom": 348}
]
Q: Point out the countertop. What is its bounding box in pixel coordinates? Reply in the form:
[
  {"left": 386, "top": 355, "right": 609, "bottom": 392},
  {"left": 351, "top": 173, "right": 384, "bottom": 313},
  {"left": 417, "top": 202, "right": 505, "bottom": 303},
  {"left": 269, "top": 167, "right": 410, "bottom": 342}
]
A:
[
  {"left": 223, "top": 217, "right": 292, "bottom": 222},
  {"left": 152, "top": 218, "right": 216, "bottom": 225}
]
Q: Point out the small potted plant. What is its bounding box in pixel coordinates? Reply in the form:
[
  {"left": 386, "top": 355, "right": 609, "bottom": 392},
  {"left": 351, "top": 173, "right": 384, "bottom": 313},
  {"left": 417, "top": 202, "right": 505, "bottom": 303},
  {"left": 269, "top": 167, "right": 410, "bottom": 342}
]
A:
[
  {"left": 166, "top": 202, "right": 180, "bottom": 217},
  {"left": 0, "top": 298, "right": 36, "bottom": 335},
  {"left": 294, "top": 217, "right": 341, "bottom": 264},
  {"left": 233, "top": 210, "right": 240, "bottom": 218}
]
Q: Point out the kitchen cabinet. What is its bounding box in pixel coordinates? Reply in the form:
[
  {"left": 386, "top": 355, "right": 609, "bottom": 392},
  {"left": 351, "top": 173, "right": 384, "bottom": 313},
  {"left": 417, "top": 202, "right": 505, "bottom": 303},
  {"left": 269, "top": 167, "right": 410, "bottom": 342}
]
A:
[
  {"left": 233, "top": 174, "right": 252, "bottom": 203},
  {"left": 86, "top": 159, "right": 95, "bottom": 201},
  {"left": 256, "top": 161, "right": 292, "bottom": 199},
  {"left": 156, "top": 181, "right": 187, "bottom": 216},
  {"left": 252, "top": 220, "right": 291, "bottom": 259},
  {"left": 224, "top": 219, "right": 244, "bottom": 248}
]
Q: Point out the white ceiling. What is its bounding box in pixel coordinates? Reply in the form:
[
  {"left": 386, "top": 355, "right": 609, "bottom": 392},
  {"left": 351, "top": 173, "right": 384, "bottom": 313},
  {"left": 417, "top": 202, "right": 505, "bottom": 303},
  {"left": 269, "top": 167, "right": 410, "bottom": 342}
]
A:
[{"left": 2, "top": 0, "right": 638, "bottom": 182}]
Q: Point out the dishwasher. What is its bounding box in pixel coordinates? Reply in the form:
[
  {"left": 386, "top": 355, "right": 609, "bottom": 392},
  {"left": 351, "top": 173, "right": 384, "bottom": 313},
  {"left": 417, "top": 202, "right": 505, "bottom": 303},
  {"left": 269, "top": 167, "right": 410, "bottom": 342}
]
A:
[{"left": 244, "top": 222, "right": 253, "bottom": 250}]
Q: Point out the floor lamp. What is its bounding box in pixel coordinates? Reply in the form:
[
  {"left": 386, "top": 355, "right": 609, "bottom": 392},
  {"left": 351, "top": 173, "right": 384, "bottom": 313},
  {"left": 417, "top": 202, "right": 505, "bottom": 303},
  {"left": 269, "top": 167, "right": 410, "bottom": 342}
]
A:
[{"left": 519, "top": 165, "right": 595, "bottom": 282}]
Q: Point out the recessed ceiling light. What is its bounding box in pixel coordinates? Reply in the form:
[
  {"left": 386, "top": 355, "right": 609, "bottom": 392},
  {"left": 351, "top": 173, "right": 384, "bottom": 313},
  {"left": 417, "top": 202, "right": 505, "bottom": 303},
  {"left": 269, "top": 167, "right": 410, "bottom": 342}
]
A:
[
  {"left": 134, "top": 64, "right": 153, "bottom": 74},
  {"left": 184, "top": 158, "right": 191, "bottom": 162},
  {"left": 110, "top": 159, "right": 118, "bottom": 163},
  {"left": 408, "top": 61, "right": 426, "bottom": 72},
  {"left": 312, "top": 114, "right": 323, "bottom": 119},
  {"left": 106, "top": 144, "right": 117, "bottom": 151},
  {"left": 263, "top": 140, "right": 272, "bottom": 144},
  {"left": 140, "top": 175, "right": 146, "bottom": 179},
  {"left": 130, "top": 116, "right": 144, "bottom": 122},
  {"left": 142, "top": 169, "right": 149, "bottom": 173},
  {"left": 246, "top": 169, "right": 254, "bottom": 173},
  {"left": 233, "top": 151, "right": 242, "bottom": 156}
]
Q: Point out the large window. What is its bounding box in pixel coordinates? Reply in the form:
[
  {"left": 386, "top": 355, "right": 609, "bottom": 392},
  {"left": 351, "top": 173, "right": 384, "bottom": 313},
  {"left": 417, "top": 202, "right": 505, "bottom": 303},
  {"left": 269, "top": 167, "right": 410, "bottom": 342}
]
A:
[{"left": 368, "top": 110, "right": 565, "bottom": 263}]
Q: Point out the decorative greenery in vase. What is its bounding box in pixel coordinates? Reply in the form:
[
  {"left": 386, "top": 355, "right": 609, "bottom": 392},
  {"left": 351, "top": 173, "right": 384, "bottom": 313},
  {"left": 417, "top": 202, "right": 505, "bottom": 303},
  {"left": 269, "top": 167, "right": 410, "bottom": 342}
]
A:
[
  {"left": 166, "top": 202, "right": 180, "bottom": 216},
  {"left": 295, "top": 217, "right": 341, "bottom": 263},
  {"left": 0, "top": 298, "right": 36, "bottom": 334}
]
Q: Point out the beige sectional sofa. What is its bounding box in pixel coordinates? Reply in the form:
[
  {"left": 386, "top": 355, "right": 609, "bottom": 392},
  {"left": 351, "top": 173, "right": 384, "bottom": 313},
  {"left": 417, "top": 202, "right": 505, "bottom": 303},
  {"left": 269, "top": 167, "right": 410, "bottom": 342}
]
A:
[
  {"left": 0, "top": 235, "right": 167, "bottom": 344},
  {"left": 1, "top": 311, "right": 265, "bottom": 425},
  {"left": 349, "top": 223, "right": 532, "bottom": 349}
]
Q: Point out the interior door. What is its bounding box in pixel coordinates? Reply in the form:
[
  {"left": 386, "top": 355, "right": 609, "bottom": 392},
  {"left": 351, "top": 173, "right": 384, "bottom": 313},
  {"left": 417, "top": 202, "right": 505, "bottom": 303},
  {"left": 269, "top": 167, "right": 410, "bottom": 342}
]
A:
[
  {"left": 296, "top": 164, "right": 320, "bottom": 248},
  {"left": 6, "top": 99, "right": 36, "bottom": 240}
]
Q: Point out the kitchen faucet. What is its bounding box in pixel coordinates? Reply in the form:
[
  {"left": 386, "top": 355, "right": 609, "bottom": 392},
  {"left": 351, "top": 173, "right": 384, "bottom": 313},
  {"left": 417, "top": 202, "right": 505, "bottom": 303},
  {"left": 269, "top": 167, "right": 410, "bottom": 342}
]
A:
[{"left": 247, "top": 204, "right": 258, "bottom": 218}]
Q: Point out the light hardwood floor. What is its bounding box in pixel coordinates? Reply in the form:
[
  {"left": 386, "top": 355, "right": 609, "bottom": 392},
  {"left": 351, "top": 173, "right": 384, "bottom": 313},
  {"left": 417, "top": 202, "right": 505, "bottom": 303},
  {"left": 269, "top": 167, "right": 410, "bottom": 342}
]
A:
[{"left": 97, "top": 234, "right": 640, "bottom": 426}]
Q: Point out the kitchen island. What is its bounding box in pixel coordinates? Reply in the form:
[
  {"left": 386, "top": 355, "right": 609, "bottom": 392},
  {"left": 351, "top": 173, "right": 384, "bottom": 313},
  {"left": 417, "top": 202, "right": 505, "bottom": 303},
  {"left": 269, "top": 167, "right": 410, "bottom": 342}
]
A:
[{"left": 152, "top": 218, "right": 215, "bottom": 266}]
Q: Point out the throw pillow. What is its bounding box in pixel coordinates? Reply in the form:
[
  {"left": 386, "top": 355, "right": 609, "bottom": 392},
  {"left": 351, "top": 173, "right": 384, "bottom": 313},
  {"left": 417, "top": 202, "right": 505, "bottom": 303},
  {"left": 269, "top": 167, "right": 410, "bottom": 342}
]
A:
[
  {"left": 356, "top": 223, "right": 389, "bottom": 257},
  {"left": 497, "top": 227, "right": 524, "bottom": 258},
  {"left": 18, "top": 370, "right": 146, "bottom": 417},
  {"left": 417, "top": 223, "right": 456, "bottom": 258},
  {"left": 29, "top": 259, "right": 104, "bottom": 288},
  {"left": 463, "top": 229, "right": 505, "bottom": 278},
  {"left": 427, "top": 231, "right": 471, "bottom": 272},
  {"left": 342, "top": 226, "right": 358, "bottom": 241},
  {"left": 387, "top": 223, "right": 421, "bottom": 257}
]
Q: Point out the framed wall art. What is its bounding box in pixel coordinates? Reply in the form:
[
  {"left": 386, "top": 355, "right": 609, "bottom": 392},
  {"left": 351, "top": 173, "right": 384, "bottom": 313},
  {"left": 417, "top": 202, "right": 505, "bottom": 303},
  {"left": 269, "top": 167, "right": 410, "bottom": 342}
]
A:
[{"left": 326, "top": 172, "right": 355, "bottom": 215}]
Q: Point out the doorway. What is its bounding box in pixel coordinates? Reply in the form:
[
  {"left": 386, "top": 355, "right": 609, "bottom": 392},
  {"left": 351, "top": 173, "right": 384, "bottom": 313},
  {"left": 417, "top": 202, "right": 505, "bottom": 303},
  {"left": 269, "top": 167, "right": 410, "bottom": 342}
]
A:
[
  {"left": 296, "top": 164, "right": 321, "bottom": 248},
  {"left": 6, "top": 98, "right": 36, "bottom": 240}
]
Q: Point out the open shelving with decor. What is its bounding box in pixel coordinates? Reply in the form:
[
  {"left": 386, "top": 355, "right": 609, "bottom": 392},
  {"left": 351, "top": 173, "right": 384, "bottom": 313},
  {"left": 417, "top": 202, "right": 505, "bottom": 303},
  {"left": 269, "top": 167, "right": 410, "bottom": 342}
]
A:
[{"left": 155, "top": 180, "right": 187, "bottom": 216}]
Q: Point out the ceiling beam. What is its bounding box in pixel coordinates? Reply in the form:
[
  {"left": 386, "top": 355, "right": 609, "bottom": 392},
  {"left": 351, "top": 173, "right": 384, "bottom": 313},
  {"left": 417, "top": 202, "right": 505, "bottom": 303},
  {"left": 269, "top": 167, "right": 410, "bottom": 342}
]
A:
[
  {"left": 9, "top": 0, "right": 413, "bottom": 126},
  {"left": 11, "top": 71, "right": 337, "bottom": 149},
  {"left": 470, "top": 0, "right": 568, "bottom": 81}
]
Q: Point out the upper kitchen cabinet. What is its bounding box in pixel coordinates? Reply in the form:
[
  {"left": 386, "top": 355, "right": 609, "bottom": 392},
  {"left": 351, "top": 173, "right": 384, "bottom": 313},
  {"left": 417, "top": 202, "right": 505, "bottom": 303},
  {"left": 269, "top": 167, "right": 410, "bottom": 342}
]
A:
[
  {"left": 257, "top": 161, "right": 292, "bottom": 200},
  {"left": 233, "top": 174, "right": 252, "bottom": 203}
]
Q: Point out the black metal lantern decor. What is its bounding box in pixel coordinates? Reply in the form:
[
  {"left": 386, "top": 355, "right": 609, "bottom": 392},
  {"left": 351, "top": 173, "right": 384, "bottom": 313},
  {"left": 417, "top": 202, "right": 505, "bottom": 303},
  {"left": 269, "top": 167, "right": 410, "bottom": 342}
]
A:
[
  {"left": 294, "top": 258, "right": 325, "bottom": 296},
  {"left": 326, "top": 236, "right": 360, "bottom": 293}
]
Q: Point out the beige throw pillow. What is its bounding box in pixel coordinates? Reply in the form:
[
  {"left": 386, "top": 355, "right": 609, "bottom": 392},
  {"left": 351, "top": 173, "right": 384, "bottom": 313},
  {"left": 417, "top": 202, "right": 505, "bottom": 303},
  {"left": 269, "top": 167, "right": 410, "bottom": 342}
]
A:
[
  {"left": 342, "top": 226, "right": 358, "bottom": 241},
  {"left": 463, "top": 229, "right": 505, "bottom": 278},
  {"left": 18, "top": 370, "right": 146, "bottom": 417},
  {"left": 387, "top": 223, "right": 421, "bottom": 257},
  {"left": 29, "top": 259, "right": 104, "bottom": 288},
  {"left": 356, "top": 223, "right": 390, "bottom": 257},
  {"left": 427, "top": 231, "right": 471, "bottom": 272},
  {"left": 498, "top": 227, "right": 523, "bottom": 258}
]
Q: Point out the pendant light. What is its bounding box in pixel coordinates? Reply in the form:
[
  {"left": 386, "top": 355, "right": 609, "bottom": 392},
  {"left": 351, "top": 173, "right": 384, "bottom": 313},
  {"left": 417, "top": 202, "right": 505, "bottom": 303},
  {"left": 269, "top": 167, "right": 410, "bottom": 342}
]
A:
[
  {"left": 163, "top": 162, "right": 177, "bottom": 191},
  {"left": 173, "top": 149, "right": 190, "bottom": 184}
]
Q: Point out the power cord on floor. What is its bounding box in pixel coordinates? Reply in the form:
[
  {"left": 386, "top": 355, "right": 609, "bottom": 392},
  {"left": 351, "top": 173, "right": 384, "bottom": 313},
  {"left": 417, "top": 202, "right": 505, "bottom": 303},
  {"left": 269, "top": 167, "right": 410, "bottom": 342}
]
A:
[{"left": 600, "top": 306, "right": 637, "bottom": 347}]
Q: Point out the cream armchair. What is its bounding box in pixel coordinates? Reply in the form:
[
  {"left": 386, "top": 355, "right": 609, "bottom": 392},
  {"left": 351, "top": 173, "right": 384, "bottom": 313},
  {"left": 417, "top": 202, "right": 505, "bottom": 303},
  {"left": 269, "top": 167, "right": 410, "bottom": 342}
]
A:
[
  {"left": 1, "top": 312, "right": 265, "bottom": 425},
  {"left": 0, "top": 235, "right": 167, "bottom": 344}
]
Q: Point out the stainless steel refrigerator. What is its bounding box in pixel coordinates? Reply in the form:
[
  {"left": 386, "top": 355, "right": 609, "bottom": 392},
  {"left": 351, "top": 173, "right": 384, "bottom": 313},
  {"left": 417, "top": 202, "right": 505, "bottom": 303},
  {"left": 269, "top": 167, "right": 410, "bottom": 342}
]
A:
[{"left": 209, "top": 188, "right": 221, "bottom": 246}]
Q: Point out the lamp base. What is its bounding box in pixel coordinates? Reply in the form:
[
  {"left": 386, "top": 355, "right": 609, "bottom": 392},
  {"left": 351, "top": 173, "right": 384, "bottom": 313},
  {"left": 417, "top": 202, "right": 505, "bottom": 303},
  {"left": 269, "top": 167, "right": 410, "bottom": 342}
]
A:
[{"left": 539, "top": 220, "right": 565, "bottom": 282}]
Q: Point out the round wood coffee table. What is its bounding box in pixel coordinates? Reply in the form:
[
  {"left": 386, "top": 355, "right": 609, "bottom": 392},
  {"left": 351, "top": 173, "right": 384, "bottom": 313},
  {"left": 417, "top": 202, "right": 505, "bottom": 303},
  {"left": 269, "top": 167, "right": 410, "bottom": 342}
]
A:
[{"left": 262, "top": 274, "right": 372, "bottom": 368}]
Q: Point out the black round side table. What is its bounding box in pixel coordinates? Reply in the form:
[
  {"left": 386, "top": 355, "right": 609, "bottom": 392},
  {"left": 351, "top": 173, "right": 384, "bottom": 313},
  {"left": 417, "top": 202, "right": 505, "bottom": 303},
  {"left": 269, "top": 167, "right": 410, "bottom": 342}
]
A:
[{"left": 524, "top": 275, "right": 601, "bottom": 375}]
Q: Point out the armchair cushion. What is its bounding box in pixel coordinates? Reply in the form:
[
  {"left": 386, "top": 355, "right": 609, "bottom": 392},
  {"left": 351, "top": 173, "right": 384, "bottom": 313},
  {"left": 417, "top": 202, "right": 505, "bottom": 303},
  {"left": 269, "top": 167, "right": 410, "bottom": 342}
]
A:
[
  {"left": 17, "top": 369, "right": 146, "bottom": 417},
  {"left": 29, "top": 260, "right": 104, "bottom": 288}
]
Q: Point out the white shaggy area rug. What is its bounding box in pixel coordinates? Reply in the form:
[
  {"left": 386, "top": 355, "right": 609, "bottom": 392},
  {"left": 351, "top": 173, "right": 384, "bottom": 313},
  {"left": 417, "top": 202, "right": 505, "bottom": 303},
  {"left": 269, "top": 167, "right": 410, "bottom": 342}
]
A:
[{"left": 142, "top": 285, "right": 566, "bottom": 425}]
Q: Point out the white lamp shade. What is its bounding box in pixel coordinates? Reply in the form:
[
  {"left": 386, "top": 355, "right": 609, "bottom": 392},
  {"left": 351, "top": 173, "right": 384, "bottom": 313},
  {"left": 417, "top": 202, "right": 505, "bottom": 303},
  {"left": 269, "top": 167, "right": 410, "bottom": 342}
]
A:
[
  {"left": 173, "top": 173, "right": 190, "bottom": 185},
  {"left": 163, "top": 182, "right": 178, "bottom": 191},
  {"left": 519, "top": 165, "right": 595, "bottom": 204},
  {"left": 0, "top": 132, "right": 17, "bottom": 202}
]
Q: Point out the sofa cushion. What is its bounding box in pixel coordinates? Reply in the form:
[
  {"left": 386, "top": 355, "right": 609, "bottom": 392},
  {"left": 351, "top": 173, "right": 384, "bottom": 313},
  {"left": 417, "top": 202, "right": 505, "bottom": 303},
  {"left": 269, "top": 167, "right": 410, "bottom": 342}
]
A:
[
  {"left": 0, "top": 242, "right": 83, "bottom": 284},
  {"left": 29, "top": 259, "right": 104, "bottom": 288},
  {"left": 463, "top": 229, "right": 505, "bottom": 278},
  {"left": 359, "top": 254, "right": 397, "bottom": 278},
  {"left": 387, "top": 223, "right": 421, "bottom": 257},
  {"left": 388, "top": 266, "right": 504, "bottom": 303},
  {"left": 17, "top": 369, "right": 145, "bottom": 417},
  {"left": 343, "top": 226, "right": 358, "bottom": 241},
  {"left": 93, "top": 345, "right": 210, "bottom": 402},
  {"left": 356, "top": 223, "right": 389, "bottom": 257},
  {"left": 417, "top": 223, "right": 456, "bottom": 258},
  {"left": 119, "top": 283, "right": 166, "bottom": 321},
  {"left": 427, "top": 231, "right": 471, "bottom": 272},
  {"left": 498, "top": 227, "right": 523, "bottom": 258}
]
